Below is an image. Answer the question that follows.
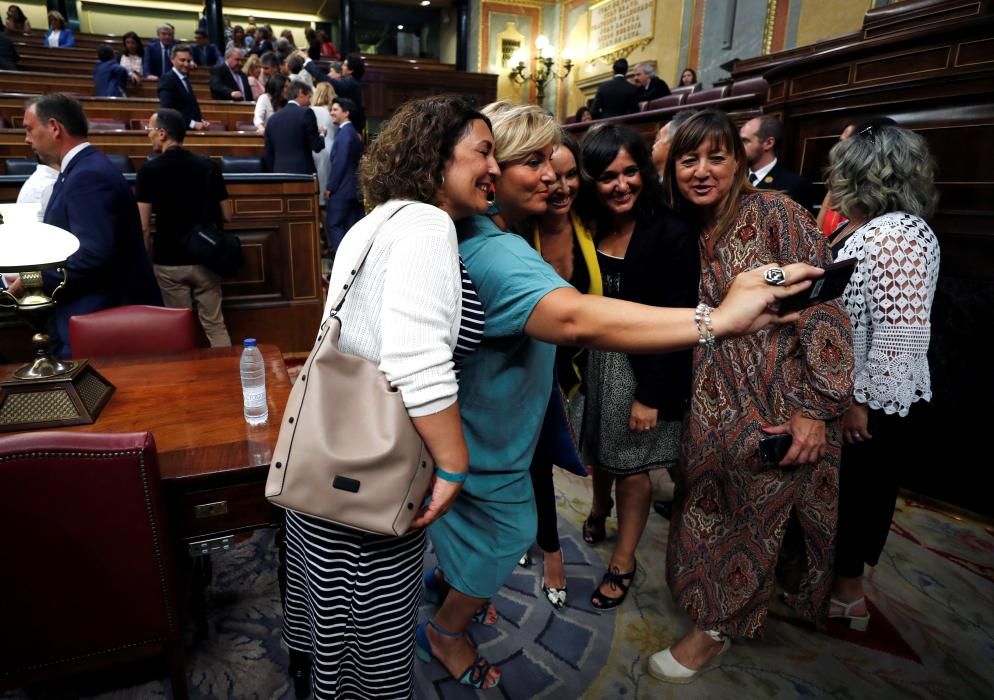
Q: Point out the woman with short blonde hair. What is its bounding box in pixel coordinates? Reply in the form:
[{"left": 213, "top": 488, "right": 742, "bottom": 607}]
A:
[
  {"left": 45, "top": 10, "right": 74, "bottom": 47},
  {"left": 243, "top": 54, "right": 265, "bottom": 101},
  {"left": 310, "top": 82, "right": 338, "bottom": 205}
]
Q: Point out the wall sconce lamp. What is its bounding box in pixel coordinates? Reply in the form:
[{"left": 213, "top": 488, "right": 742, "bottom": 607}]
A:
[{"left": 508, "top": 35, "right": 574, "bottom": 104}]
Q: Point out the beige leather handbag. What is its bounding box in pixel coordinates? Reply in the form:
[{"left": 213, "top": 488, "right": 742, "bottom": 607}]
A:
[{"left": 266, "top": 206, "right": 436, "bottom": 535}]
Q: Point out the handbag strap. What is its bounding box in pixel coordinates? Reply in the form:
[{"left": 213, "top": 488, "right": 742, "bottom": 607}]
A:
[{"left": 328, "top": 202, "right": 413, "bottom": 316}]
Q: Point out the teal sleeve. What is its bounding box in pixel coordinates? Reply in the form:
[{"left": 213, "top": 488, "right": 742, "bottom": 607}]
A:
[{"left": 459, "top": 221, "right": 571, "bottom": 337}]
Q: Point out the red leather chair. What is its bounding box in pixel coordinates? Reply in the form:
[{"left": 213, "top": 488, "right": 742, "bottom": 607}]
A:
[
  {"left": 70, "top": 305, "right": 197, "bottom": 359},
  {"left": 685, "top": 86, "right": 731, "bottom": 106},
  {"left": 0, "top": 431, "right": 187, "bottom": 698},
  {"left": 644, "top": 94, "right": 686, "bottom": 111}
]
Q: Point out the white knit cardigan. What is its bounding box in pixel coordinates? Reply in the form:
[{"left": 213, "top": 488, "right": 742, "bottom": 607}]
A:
[
  {"left": 836, "top": 211, "right": 940, "bottom": 416},
  {"left": 321, "top": 200, "right": 463, "bottom": 418}
]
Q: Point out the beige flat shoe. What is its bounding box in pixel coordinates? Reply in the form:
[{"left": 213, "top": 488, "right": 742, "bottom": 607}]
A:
[{"left": 647, "top": 631, "right": 730, "bottom": 684}]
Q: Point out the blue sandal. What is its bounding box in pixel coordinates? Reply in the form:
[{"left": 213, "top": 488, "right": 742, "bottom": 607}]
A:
[
  {"left": 423, "top": 567, "right": 497, "bottom": 625},
  {"left": 415, "top": 619, "right": 501, "bottom": 689}
]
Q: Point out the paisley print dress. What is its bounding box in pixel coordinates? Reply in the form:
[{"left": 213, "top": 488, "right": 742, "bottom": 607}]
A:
[{"left": 666, "top": 192, "right": 855, "bottom": 637}]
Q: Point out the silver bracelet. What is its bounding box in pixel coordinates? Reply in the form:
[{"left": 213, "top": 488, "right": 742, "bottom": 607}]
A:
[{"left": 695, "top": 303, "right": 716, "bottom": 350}]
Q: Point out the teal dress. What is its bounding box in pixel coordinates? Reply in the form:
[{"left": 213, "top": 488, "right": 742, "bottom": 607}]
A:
[{"left": 428, "top": 215, "right": 571, "bottom": 599}]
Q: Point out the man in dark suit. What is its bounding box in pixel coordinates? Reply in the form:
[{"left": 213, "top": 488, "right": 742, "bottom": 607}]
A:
[
  {"left": 740, "top": 115, "right": 817, "bottom": 214},
  {"left": 324, "top": 97, "right": 363, "bottom": 250},
  {"left": 157, "top": 45, "right": 211, "bottom": 131},
  {"left": 303, "top": 52, "right": 366, "bottom": 134},
  {"left": 93, "top": 44, "right": 131, "bottom": 97},
  {"left": 633, "top": 62, "right": 670, "bottom": 104},
  {"left": 209, "top": 47, "right": 249, "bottom": 101},
  {"left": 21, "top": 93, "right": 161, "bottom": 357},
  {"left": 143, "top": 22, "right": 175, "bottom": 79},
  {"left": 191, "top": 28, "right": 222, "bottom": 67},
  {"left": 590, "top": 58, "right": 639, "bottom": 119},
  {"left": 263, "top": 80, "right": 323, "bottom": 174}
]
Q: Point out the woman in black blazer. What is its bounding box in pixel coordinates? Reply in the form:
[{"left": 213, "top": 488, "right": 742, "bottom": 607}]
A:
[{"left": 577, "top": 124, "right": 699, "bottom": 609}]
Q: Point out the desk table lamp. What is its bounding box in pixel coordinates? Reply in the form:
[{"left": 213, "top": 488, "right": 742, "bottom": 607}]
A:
[{"left": 0, "top": 210, "right": 115, "bottom": 432}]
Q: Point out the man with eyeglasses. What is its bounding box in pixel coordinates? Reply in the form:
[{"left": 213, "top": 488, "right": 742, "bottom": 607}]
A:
[
  {"left": 136, "top": 108, "right": 232, "bottom": 347},
  {"left": 740, "top": 115, "right": 816, "bottom": 214}
]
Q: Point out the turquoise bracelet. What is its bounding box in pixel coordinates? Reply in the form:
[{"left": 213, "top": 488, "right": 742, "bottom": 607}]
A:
[{"left": 435, "top": 467, "right": 467, "bottom": 483}]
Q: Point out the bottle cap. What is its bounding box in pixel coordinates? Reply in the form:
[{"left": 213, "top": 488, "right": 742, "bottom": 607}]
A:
[{"left": 243, "top": 338, "right": 257, "bottom": 347}]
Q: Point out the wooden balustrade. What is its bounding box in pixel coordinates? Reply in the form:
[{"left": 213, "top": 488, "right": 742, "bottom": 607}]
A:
[
  {"left": 0, "top": 94, "right": 255, "bottom": 133},
  {"left": 1, "top": 129, "right": 263, "bottom": 171}
]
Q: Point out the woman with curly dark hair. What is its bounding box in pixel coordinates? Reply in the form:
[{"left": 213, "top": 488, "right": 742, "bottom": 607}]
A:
[
  {"left": 280, "top": 95, "right": 499, "bottom": 699},
  {"left": 5, "top": 5, "right": 30, "bottom": 33},
  {"left": 120, "top": 31, "right": 144, "bottom": 83}
]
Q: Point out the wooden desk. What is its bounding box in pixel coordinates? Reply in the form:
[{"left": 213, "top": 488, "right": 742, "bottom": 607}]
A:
[{"left": 0, "top": 345, "right": 289, "bottom": 550}]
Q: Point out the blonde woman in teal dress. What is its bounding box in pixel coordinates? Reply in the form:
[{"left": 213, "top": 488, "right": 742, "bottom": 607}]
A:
[{"left": 415, "top": 101, "right": 831, "bottom": 690}]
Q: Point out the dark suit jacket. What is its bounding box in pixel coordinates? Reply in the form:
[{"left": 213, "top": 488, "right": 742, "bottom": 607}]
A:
[
  {"left": 263, "top": 102, "right": 324, "bottom": 174},
  {"left": 93, "top": 59, "right": 130, "bottom": 97},
  {"left": 0, "top": 30, "right": 18, "bottom": 71},
  {"left": 42, "top": 146, "right": 162, "bottom": 357},
  {"left": 326, "top": 121, "right": 362, "bottom": 202},
  {"left": 209, "top": 63, "right": 249, "bottom": 100},
  {"left": 757, "top": 161, "right": 817, "bottom": 215},
  {"left": 303, "top": 63, "right": 366, "bottom": 133},
  {"left": 591, "top": 75, "right": 638, "bottom": 119},
  {"left": 157, "top": 69, "right": 203, "bottom": 125},
  {"left": 192, "top": 43, "right": 222, "bottom": 67},
  {"left": 143, "top": 40, "right": 174, "bottom": 77},
  {"left": 613, "top": 207, "right": 699, "bottom": 416},
  {"left": 638, "top": 75, "right": 671, "bottom": 103}
]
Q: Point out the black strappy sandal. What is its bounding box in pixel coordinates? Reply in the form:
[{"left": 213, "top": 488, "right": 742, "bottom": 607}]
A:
[
  {"left": 590, "top": 560, "right": 636, "bottom": 610},
  {"left": 582, "top": 498, "right": 614, "bottom": 545}
]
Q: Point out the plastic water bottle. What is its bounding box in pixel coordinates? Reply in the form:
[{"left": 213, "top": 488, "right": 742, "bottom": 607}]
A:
[{"left": 240, "top": 338, "right": 268, "bottom": 425}]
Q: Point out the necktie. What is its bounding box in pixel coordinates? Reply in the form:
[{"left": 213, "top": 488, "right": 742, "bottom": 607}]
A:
[
  {"left": 161, "top": 46, "right": 167, "bottom": 76},
  {"left": 750, "top": 172, "right": 759, "bottom": 185},
  {"left": 181, "top": 75, "right": 190, "bottom": 93}
]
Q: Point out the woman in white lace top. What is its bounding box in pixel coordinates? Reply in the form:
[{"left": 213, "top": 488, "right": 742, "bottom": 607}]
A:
[{"left": 825, "top": 122, "right": 940, "bottom": 630}]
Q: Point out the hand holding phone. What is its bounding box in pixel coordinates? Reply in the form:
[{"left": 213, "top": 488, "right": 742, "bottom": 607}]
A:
[
  {"left": 778, "top": 258, "right": 856, "bottom": 314},
  {"left": 758, "top": 433, "right": 793, "bottom": 467}
]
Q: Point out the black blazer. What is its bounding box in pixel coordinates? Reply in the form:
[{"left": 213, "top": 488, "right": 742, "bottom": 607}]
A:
[
  {"left": 612, "top": 207, "right": 699, "bottom": 417},
  {"left": 42, "top": 146, "right": 162, "bottom": 357},
  {"left": 757, "top": 162, "right": 816, "bottom": 215},
  {"left": 157, "top": 69, "right": 203, "bottom": 124},
  {"left": 591, "top": 75, "right": 638, "bottom": 119},
  {"left": 263, "top": 102, "right": 324, "bottom": 174},
  {"left": 304, "top": 63, "right": 366, "bottom": 134},
  {"left": 209, "top": 63, "right": 249, "bottom": 100},
  {"left": 638, "top": 75, "right": 671, "bottom": 103}
]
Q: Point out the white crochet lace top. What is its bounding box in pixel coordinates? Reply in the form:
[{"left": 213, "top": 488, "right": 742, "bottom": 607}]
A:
[{"left": 836, "top": 212, "right": 940, "bottom": 417}]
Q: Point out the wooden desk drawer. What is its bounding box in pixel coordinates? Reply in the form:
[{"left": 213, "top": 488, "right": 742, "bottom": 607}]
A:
[{"left": 174, "top": 481, "right": 279, "bottom": 540}]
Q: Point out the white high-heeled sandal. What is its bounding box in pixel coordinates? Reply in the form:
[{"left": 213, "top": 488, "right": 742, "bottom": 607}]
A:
[
  {"left": 647, "top": 630, "right": 730, "bottom": 684},
  {"left": 829, "top": 597, "right": 870, "bottom": 631}
]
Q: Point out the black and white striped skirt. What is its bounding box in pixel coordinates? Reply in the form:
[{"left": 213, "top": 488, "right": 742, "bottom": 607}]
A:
[{"left": 282, "top": 510, "right": 426, "bottom": 699}]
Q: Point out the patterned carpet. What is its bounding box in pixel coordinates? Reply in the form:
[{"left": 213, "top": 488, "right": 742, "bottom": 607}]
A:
[{"left": 4, "top": 477, "right": 992, "bottom": 699}]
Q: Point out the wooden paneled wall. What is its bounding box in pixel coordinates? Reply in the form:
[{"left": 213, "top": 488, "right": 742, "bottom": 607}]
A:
[
  {"left": 0, "top": 175, "right": 323, "bottom": 359},
  {"left": 739, "top": 0, "right": 994, "bottom": 515}
]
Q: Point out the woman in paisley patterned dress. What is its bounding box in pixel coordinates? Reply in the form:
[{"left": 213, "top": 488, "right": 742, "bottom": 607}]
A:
[
  {"left": 824, "top": 123, "right": 940, "bottom": 630},
  {"left": 650, "top": 109, "right": 855, "bottom": 683}
]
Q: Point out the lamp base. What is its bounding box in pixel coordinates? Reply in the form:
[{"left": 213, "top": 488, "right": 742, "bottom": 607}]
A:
[{"left": 0, "top": 360, "right": 115, "bottom": 433}]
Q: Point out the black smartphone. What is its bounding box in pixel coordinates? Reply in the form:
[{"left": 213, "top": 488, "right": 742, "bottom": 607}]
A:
[
  {"left": 758, "top": 433, "right": 793, "bottom": 466},
  {"left": 778, "top": 258, "right": 857, "bottom": 314}
]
